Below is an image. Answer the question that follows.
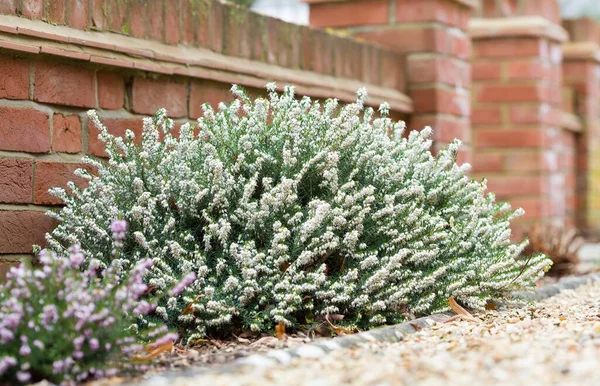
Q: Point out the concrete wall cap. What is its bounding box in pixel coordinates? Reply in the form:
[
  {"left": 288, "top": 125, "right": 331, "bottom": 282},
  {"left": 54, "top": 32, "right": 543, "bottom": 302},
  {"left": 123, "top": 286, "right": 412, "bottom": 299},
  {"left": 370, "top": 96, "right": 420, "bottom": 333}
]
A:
[
  {"left": 563, "top": 41, "right": 600, "bottom": 63},
  {"left": 469, "top": 16, "right": 569, "bottom": 43}
]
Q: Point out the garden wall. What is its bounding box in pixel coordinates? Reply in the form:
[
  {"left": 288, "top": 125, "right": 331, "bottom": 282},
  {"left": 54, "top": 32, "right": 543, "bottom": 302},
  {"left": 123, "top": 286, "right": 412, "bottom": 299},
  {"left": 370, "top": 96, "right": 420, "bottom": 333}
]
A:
[{"left": 0, "top": 0, "right": 411, "bottom": 273}]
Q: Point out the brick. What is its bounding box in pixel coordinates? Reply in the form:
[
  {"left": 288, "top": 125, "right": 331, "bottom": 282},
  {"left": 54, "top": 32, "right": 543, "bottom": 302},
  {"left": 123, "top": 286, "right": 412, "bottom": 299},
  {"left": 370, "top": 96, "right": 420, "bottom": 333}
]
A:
[
  {"left": 407, "top": 56, "right": 470, "bottom": 87},
  {"left": 395, "top": 0, "right": 469, "bottom": 29},
  {"left": 52, "top": 114, "right": 82, "bottom": 154},
  {"left": 509, "top": 197, "right": 549, "bottom": 219},
  {"left": 356, "top": 27, "right": 448, "bottom": 54},
  {"left": 0, "top": 107, "right": 50, "bottom": 153},
  {"left": 46, "top": 0, "right": 67, "bottom": 24},
  {"left": 472, "top": 153, "right": 503, "bottom": 173},
  {"left": 472, "top": 61, "right": 502, "bottom": 80},
  {"left": 129, "top": 1, "right": 148, "bottom": 38},
  {"left": 34, "top": 161, "right": 88, "bottom": 205},
  {"left": 449, "top": 33, "right": 471, "bottom": 60},
  {"left": 97, "top": 71, "right": 125, "bottom": 110},
  {"left": 87, "top": 118, "right": 143, "bottom": 157},
  {"left": 0, "top": 210, "right": 55, "bottom": 254},
  {"left": 210, "top": 1, "right": 224, "bottom": 53},
  {"left": 91, "top": 0, "right": 108, "bottom": 29},
  {"left": 563, "top": 18, "right": 598, "bottom": 43},
  {"left": 0, "top": 0, "right": 18, "bottom": 15},
  {"left": 108, "top": 0, "right": 128, "bottom": 33},
  {"left": 506, "top": 60, "right": 549, "bottom": 80},
  {"left": 165, "top": 0, "right": 181, "bottom": 44},
  {"left": 0, "top": 55, "right": 29, "bottom": 100},
  {"left": 471, "top": 107, "right": 502, "bottom": 125},
  {"left": 475, "top": 129, "right": 550, "bottom": 149},
  {"left": 486, "top": 175, "right": 546, "bottom": 196},
  {"left": 0, "top": 158, "right": 33, "bottom": 203},
  {"left": 69, "top": 0, "right": 89, "bottom": 29},
  {"left": 310, "top": 0, "right": 388, "bottom": 28},
  {"left": 474, "top": 38, "right": 546, "bottom": 58},
  {"left": 147, "top": 0, "right": 164, "bottom": 41},
  {"left": 22, "top": 0, "right": 43, "bottom": 18},
  {"left": 508, "top": 104, "right": 562, "bottom": 125},
  {"left": 411, "top": 88, "right": 470, "bottom": 117},
  {"left": 476, "top": 84, "right": 544, "bottom": 103},
  {"left": 410, "top": 116, "right": 470, "bottom": 143},
  {"left": 34, "top": 61, "right": 95, "bottom": 108},
  {"left": 380, "top": 51, "right": 404, "bottom": 90},
  {"left": 504, "top": 152, "right": 549, "bottom": 172},
  {"left": 189, "top": 80, "right": 233, "bottom": 119},
  {"left": 131, "top": 78, "right": 187, "bottom": 118}
]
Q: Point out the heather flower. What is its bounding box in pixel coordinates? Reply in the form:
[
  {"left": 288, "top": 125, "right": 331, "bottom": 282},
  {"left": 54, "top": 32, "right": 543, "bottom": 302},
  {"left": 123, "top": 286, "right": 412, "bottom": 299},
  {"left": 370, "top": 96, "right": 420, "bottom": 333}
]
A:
[
  {"left": 0, "top": 227, "right": 186, "bottom": 385},
  {"left": 46, "top": 84, "right": 550, "bottom": 339}
]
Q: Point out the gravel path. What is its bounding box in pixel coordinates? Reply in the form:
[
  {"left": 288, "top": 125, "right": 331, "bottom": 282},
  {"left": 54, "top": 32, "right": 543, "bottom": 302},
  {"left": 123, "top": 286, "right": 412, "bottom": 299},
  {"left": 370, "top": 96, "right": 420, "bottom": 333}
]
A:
[{"left": 148, "top": 280, "right": 600, "bottom": 386}]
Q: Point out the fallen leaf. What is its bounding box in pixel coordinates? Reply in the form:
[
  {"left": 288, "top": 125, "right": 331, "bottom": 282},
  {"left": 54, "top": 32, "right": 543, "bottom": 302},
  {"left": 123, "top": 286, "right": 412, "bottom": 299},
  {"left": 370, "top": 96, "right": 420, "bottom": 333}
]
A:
[
  {"left": 250, "top": 336, "right": 279, "bottom": 347},
  {"left": 485, "top": 301, "right": 497, "bottom": 310},
  {"left": 409, "top": 323, "right": 422, "bottom": 331},
  {"left": 181, "top": 294, "right": 202, "bottom": 315},
  {"left": 275, "top": 321, "right": 286, "bottom": 340},
  {"left": 448, "top": 297, "right": 477, "bottom": 322},
  {"left": 325, "top": 314, "right": 358, "bottom": 335},
  {"left": 134, "top": 341, "right": 174, "bottom": 362}
]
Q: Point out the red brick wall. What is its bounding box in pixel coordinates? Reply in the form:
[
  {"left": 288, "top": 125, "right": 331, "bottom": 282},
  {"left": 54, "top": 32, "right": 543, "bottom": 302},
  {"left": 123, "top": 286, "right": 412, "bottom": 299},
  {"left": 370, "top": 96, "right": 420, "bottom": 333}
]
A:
[{"left": 0, "top": 0, "right": 410, "bottom": 271}]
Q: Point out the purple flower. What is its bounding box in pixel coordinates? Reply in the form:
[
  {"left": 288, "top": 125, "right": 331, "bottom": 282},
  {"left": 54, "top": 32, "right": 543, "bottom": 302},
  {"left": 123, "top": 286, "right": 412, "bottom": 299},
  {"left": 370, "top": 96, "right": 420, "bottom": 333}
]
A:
[
  {"left": 151, "top": 332, "right": 179, "bottom": 349},
  {"left": 16, "top": 371, "right": 31, "bottom": 382},
  {"left": 89, "top": 338, "right": 99, "bottom": 351},
  {"left": 33, "top": 340, "right": 44, "bottom": 350},
  {"left": 110, "top": 219, "right": 128, "bottom": 246},
  {"left": 0, "top": 356, "right": 17, "bottom": 374},
  {"left": 0, "top": 329, "right": 14, "bottom": 344},
  {"left": 19, "top": 344, "right": 31, "bottom": 356},
  {"left": 169, "top": 272, "right": 197, "bottom": 296},
  {"left": 68, "top": 244, "right": 85, "bottom": 268}
]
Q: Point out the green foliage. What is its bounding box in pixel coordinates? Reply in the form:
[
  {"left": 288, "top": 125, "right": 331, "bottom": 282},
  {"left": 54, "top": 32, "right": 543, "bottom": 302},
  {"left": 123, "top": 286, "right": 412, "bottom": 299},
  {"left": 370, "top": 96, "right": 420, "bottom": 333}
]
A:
[{"left": 46, "top": 84, "right": 551, "bottom": 341}]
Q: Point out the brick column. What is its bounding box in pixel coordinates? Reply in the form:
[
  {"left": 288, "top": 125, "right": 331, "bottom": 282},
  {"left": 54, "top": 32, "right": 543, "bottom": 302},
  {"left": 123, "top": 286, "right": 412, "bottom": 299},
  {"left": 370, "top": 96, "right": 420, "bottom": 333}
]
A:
[
  {"left": 562, "top": 18, "right": 600, "bottom": 236},
  {"left": 306, "top": 0, "right": 476, "bottom": 164},
  {"left": 470, "top": 13, "right": 569, "bottom": 229}
]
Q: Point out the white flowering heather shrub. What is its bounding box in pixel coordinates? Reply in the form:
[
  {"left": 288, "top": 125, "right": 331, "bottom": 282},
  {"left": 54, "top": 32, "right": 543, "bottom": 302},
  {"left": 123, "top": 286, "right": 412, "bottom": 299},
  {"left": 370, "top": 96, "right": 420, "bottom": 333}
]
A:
[
  {"left": 46, "top": 84, "right": 551, "bottom": 340},
  {"left": 0, "top": 223, "right": 183, "bottom": 385}
]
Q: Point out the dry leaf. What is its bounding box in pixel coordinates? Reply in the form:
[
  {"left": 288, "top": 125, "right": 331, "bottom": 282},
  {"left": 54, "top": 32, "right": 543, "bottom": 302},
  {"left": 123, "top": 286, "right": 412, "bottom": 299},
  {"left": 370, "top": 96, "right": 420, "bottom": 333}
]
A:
[
  {"left": 181, "top": 294, "right": 202, "bottom": 315},
  {"left": 250, "top": 336, "right": 279, "bottom": 347},
  {"left": 133, "top": 341, "right": 174, "bottom": 362},
  {"left": 485, "top": 301, "right": 497, "bottom": 311},
  {"left": 409, "top": 323, "right": 422, "bottom": 331},
  {"left": 448, "top": 297, "right": 477, "bottom": 322},
  {"left": 275, "top": 321, "right": 286, "bottom": 340},
  {"left": 325, "top": 314, "right": 357, "bottom": 335}
]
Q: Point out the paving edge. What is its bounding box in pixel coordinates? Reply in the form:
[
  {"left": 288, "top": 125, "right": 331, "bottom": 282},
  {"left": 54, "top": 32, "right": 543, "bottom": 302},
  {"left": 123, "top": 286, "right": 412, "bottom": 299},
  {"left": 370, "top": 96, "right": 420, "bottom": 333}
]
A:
[{"left": 135, "top": 272, "right": 600, "bottom": 385}]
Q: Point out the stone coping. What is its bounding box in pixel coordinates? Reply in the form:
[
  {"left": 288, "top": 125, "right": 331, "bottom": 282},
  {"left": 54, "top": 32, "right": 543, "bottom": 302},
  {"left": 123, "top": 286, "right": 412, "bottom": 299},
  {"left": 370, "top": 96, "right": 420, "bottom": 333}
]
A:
[
  {"left": 129, "top": 272, "right": 600, "bottom": 386},
  {"left": 0, "top": 14, "right": 413, "bottom": 114},
  {"left": 563, "top": 41, "right": 600, "bottom": 63},
  {"left": 470, "top": 16, "right": 569, "bottom": 43}
]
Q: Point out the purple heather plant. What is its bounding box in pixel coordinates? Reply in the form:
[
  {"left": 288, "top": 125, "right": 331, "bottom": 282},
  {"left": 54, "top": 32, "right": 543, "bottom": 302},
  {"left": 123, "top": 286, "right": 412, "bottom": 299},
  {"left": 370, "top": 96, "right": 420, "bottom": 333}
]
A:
[{"left": 0, "top": 220, "right": 190, "bottom": 386}]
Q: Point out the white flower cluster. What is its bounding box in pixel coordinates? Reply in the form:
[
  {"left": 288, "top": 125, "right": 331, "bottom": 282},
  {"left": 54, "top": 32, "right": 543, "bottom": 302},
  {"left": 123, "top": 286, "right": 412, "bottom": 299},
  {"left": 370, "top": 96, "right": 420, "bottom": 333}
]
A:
[{"left": 46, "top": 84, "right": 551, "bottom": 339}]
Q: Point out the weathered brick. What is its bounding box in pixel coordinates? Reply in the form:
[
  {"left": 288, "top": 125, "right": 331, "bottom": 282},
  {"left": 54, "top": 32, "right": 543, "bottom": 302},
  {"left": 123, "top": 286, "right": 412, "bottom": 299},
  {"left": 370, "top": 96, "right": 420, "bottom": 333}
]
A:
[
  {"left": 0, "top": 210, "right": 55, "bottom": 254},
  {"left": 474, "top": 38, "right": 546, "bottom": 58},
  {"left": 486, "top": 175, "right": 546, "bottom": 196},
  {"left": 147, "top": 0, "right": 165, "bottom": 41},
  {"left": 91, "top": 0, "right": 108, "bottom": 30},
  {"left": 46, "top": 0, "right": 67, "bottom": 24},
  {"left": 164, "top": 0, "right": 181, "bottom": 44},
  {"left": 475, "top": 129, "right": 550, "bottom": 149},
  {"left": 129, "top": 1, "right": 148, "bottom": 37},
  {"left": 0, "top": 0, "right": 18, "bottom": 15},
  {"left": 0, "top": 55, "right": 29, "bottom": 100},
  {"left": 310, "top": 0, "right": 388, "bottom": 28},
  {"left": 34, "top": 61, "right": 95, "bottom": 108},
  {"left": 108, "top": 0, "right": 128, "bottom": 33},
  {"left": 407, "top": 56, "right": 469, "bottom": 87},
  {"left": 87, "top": 118, "right": 143, "bottom": 157},
  {"left": 506, "top": 60, "right": 549, "bottom": 80},
  {"left": 97, "top": 71, "right": 125, "bottom": 110},
  {"left": 410, "top": 116, "right": 470, "bottom": 143},
  {"left": 22, "top": 0, "right": 43, "bottom": 18},
  {"left": 34, "top": 161, "right": 88, "bottom": 205},
  {"left": 0, "top": 107, "right": 50, "bottom": 153},
  {"left": 0, "top": 158, "right": 33, "bottom": 203},
  {"left": 356, "top": 27, "right": 448, "bottom": 54},
  {"left": 52, "top": 114, "right": 82, "bottom": 154},
  {"left": 131, "top": 78, "right": 187, "bottom": 117},
  {"left": 189, "top": 80, "right": 233, "bottom": 119},
  {"left": 69, "top": 0, "right": 89, "bottom": 29}
]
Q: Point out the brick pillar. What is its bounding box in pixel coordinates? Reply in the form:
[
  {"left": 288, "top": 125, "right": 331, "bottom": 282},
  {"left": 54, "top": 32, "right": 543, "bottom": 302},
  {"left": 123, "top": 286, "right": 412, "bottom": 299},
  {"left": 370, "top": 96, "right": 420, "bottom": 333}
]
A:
[
  {"left": 306, "top": 0, "right": 476, "bottom": 164},
  {"left": 562, "top": 18, "right": 600, "bottom": 236},
  {"left": 470, "top": 8, "right": 570, "bottom": 229}
]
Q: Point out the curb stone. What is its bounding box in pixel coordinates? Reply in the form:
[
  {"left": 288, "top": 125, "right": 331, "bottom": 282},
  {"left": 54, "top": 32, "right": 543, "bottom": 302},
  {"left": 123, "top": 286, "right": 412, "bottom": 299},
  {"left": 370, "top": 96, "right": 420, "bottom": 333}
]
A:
[{"left": 133, "top": 272, "right": 600, "bottom": 385}]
